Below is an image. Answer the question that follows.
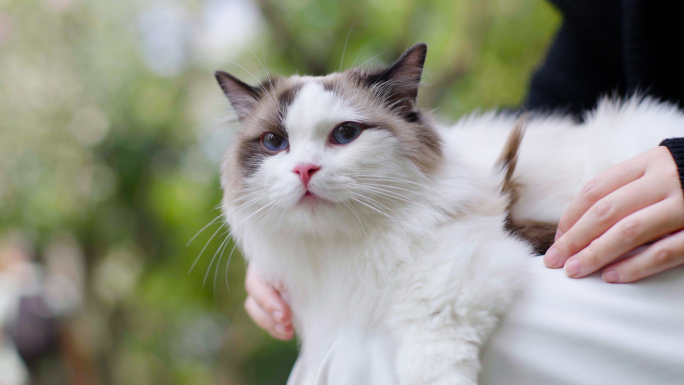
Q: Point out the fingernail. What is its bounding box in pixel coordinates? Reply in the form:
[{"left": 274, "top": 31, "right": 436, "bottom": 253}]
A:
[
  {"left": 273, "top": 310, "right": 284, "bottom": 323},
  {"left": 555, "top": 228, "right": 563, "bottom": 242},
  {"left": 565, "top": 259, "right": 581, "bottom": 277},
  {"left": 603, "top": 269, "right": 620, "bottom": 283},
  {"left": 544, "top": 248, "right": 560, "bottom": 268},
  {"left": 274, "top": 323, "right": 288, "bottom": 335}
]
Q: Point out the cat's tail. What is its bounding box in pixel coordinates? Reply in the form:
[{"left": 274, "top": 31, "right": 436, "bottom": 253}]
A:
[
  {"left": 496, "top": 114, "right": 526, "bottom": 200},
  {"left": 497, "top": 115, "right": 557, "bottom": 255}
]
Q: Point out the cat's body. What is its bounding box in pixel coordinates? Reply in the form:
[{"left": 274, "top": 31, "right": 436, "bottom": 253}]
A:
[
  {"left": 230, "top": 120, "right": 531, "bottom": 383},
  {"left": 215, "top": 44, "right": 684, "bottom": 384}
]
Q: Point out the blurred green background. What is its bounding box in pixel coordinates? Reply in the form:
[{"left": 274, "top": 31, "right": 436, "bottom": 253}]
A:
[{"left": 0, "top": 0, "right": 559, "bottom": 383}]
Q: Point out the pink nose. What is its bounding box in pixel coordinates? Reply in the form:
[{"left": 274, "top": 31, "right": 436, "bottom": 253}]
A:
[{"left": 292, "top": 163, "right": 320, "bottom": 187}]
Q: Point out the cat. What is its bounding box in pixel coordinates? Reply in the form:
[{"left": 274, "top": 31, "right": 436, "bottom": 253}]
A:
[{"left": 214, "top": 44, "right": 684, "bottom": 384}]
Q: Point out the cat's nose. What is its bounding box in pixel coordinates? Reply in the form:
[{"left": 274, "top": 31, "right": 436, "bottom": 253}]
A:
[{"left": 292, "top": 163, "right": 320, "bottom": 187}]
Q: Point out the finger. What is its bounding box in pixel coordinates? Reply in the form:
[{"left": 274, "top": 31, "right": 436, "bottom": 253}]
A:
[
  {"left": 244, "top": 296, "right": 294, "bottom": 340},
  {"left": 545, "top": 176, "right": 666, "bottom": 268},
  {"left": 245, "top": 265, "right": 292, "bottom": 325},
  {"left": 564, "top": 197, "right": 684, "bottom": 278},
  {"left": 556, "top": 159, "right": 646, "bottom": 239},
  {"left": 602, "top": 230, "right": 684, "bottom": 283}
]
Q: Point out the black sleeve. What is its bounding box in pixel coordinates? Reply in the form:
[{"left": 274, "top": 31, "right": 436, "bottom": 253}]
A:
[
  {"left": 524, "top": 0, "right": 624, "bottom": 119},
  {"left": 660, "top": 138, "right": 684, "bottom": 195},
  {"left": 526, "top": 0, "right": 684, "bottom": 116}
]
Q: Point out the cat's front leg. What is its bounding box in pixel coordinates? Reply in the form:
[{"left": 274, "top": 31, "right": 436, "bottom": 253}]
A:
[{"left": 394, "top": 311, "right": 489, "bottom": 385}]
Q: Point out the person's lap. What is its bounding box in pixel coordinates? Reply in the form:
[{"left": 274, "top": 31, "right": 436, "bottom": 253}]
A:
[
  {"left": 288, "top": 256, "right": 684, "bottom": 385},
  {"left": 481, "top": 256, "right": 684, "bottom": 385}
]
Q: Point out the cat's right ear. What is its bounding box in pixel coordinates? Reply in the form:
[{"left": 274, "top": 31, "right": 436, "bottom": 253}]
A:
[
  {"left": 361, "top": 43, "right": 428, "bottom": 117},
  {"left": 215, "top": 71, "right": 259, "bottom": 121}
]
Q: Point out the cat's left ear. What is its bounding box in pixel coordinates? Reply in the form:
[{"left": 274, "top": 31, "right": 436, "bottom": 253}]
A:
[
  {"left": 366, "top": 43, "right": 427, "bottom": 117},
  {"left": 215, "top": 70, "right": 260, "bottom": 121}
]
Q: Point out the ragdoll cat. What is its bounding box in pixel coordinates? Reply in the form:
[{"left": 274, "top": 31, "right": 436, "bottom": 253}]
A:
[{"left": 214, "top": 44, "right": 684, "bottom": 384}]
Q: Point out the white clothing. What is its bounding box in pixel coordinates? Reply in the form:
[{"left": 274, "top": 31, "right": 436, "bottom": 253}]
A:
[{"left": 288, "top": 257, "right": 684, "bottom": 385}]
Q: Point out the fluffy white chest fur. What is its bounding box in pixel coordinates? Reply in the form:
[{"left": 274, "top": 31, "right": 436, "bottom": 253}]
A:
[{"left": 215, "top": 44, "right": 684, "bottom": 384}]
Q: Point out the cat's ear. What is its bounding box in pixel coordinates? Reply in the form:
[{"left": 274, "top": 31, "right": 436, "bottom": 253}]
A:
[
  {"left": 366, "top": 43, "right": 427, "bottom": 117},
  {"left": 215, "top": 70, "right": 260, "bottom": 121}
]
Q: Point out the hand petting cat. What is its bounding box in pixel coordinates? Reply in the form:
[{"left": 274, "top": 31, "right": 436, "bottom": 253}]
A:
[{"left": 545, "top": 146, "right": 684, "bottom": 283}]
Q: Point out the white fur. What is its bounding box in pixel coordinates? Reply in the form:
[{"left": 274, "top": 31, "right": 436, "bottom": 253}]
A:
[{"left": 223, "top": 92, "right": 684, "bottom": 384}]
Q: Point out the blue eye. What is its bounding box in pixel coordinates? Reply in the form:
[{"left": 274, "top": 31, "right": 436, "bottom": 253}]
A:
[
  {"left": 331, "top": 122, "right": 363, "bottom": 145},
  {"left": 261, "top": 133, "right": 289, "bottom": 152}
]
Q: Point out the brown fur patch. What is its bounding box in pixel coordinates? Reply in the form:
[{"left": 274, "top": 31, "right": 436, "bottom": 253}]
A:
[
  {"left": 228, "top": 78, "right": 305, "bottom": 179},
  {"left": 315, "top": 71, "right": 443, "bottom": 174},
  {"left": 497, "top": 115, "right": 525, "bottom": 196},
  {"left": 504, "top": 219, "right": 557, "bottom": 255},
  {"left": 497, "top": 115, "right": 557, "bottom": 254}
]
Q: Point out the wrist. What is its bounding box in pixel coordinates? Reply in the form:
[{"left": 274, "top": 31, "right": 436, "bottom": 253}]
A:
[{"left": 660, "top": 138, "right": 684, "bottom": 196}]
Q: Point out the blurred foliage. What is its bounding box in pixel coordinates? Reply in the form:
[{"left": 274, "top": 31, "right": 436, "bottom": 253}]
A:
[{"left": 0, "top": 0, "right": 559, "bottom": 383}]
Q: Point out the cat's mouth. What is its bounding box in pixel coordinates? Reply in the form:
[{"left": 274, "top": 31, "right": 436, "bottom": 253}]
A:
[
  {"left": 300, "top": 190, "right": 319, "bottom": 201},
  {"left": 298, "top": 189, "right": 332, "bottom": 206}
]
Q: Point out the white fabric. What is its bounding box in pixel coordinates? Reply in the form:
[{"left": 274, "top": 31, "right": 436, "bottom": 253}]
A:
[
  {"left": 288, "top": 257, "right": 684, "bottom": 385},
  {"left": 481, "top": 256, "right": 684, "bottom": 385},
  {"left": 287, "top": 332, "right": 399, "bottom": 385},
  {"left": 0, "top": 339, "right": 28, "bottom": 385},
  {"left": 0, "top": 269, "right": 30, "bottom": 385}
]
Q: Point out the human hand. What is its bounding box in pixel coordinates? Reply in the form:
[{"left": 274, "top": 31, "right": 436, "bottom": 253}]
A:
[
  {"left": 544, "top": 146, "right": 684, "bottom": 283},
  {"left": 244, "top": 264, "right": 294, "bottom": 340}
]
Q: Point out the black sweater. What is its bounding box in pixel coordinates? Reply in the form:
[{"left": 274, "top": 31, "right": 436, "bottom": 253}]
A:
[{"left": 525, "top": 0, "right": 684, "bottom": 191}]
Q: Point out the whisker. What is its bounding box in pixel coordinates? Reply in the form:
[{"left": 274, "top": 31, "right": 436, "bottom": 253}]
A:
[
  {"left": 349, "top": 193, "right": 401, "bottom": 225},
  {"left": 244, "top": 43, "right": 269, "bottom": 78},
  {"left": 230, "top": 195, "right": 267, "bottom": 213},
  {"left": 204, "top": 56, "right": 261, "bottom": 85},
  {"left": 353, "top": 185, "right": 415, "bottom": 205},
  {"left": 340, "top": 16, "right": 357, "bottom": 72},
  {"left": 267, "top": 207, "right": 287, "bottom": 238},
  {"left": 228, "top": 192, "right": 271, "bottom": 218},
  {"left": 242, "top": 43, "right": 283, "bottom": 114},
  {"left": 206, "top": 56, "right": 279, "bottom": 108},
  {"left": 350, "top": 46, "right": 363, "bottom": 68},
  {"left": 203, "top": 230, "right": 231, "bottom": 290},
  {"left": 358, "top": 51, "right": 386, "bottom": 69},
  {"left": 262, "top": 39, "right": 269, "bottom": 74},
  {"left": 347, "top": 174, "right": 436, "bottom": 191},
  {"left": 188, "top": 224, "right": 225, "bottom": 274},
  {"left": 230, "top": 200, "right": 278, "bottom": 230},
  {"left": 224, "top": 241, "right": 239, "bottom": 292},
  {"left": 354, "top": 192, "right": 400, "bottom": 218},
  {"left": 351, "top": 198, "right": 400, "bottom": 227},
  {"left": 214, "top": 202, "right": 278, "bottom": 292},
  {"left": 346, "top": 172, "right": 431, "bottom": 184},
  {"left": 224, "top": 188, "right": 270, "bottom": 206},
  {"left": 253, "top": 204, "right": 280, "bottom": 234},
  {"left": 343, "top": 201, "right": 366, "bottom": 232},
  {"left": 213, "top": 230, "right": 234, "bottom": 295},
  {"left": 353, "top": 182, "right": 433, "bottom": 200},
  {"left": 187, "top": 215, "right": 223, "bottom": 247}
]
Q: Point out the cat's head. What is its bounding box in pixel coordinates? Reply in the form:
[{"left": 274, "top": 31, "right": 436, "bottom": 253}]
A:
[{"left": 217, "top": 44, "right": 443, "bottom": 236}]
